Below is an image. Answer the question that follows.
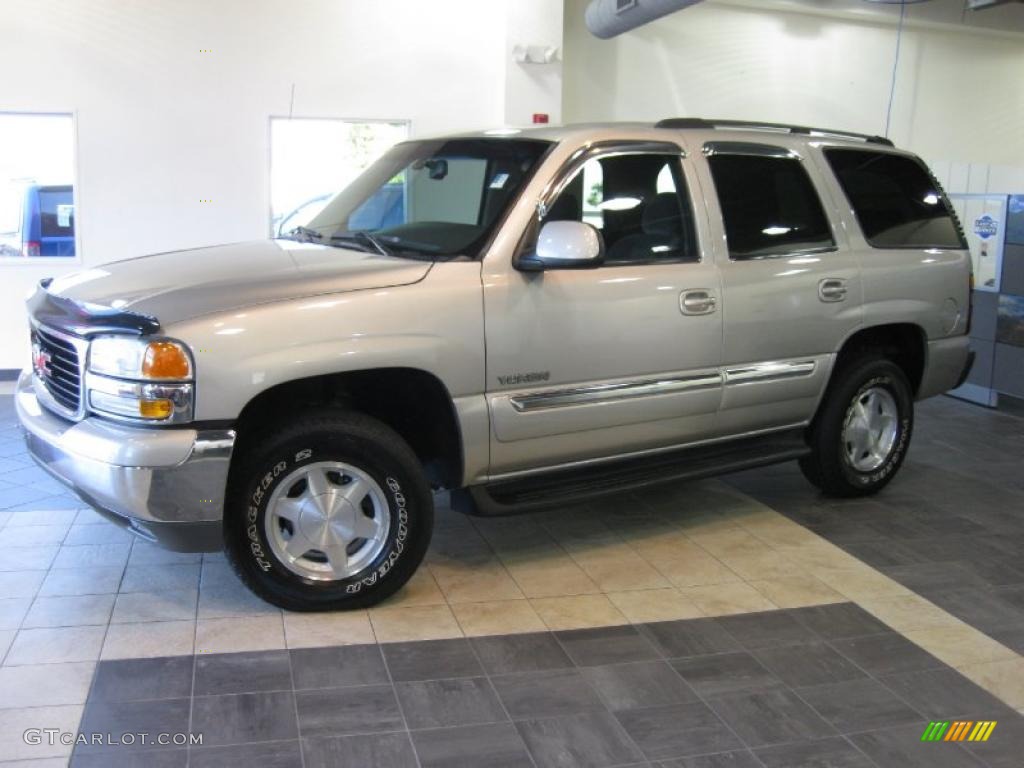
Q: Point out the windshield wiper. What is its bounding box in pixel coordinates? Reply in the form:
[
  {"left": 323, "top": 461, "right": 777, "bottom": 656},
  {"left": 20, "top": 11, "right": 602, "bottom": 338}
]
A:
[
  {"left": 330, "top": 231, "right": 394, "bottom": 257},
  {"left": 284, "top": 226, "right": 324, "bottom": 243}
]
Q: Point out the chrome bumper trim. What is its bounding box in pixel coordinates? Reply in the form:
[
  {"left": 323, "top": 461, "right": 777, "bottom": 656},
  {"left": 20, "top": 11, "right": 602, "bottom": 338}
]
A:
[
  {"left": 16, "top": 371, "right": 233, "bottom": 532},
  {"left": 723, "top": 360, "right": 816, "bottom": 385}
]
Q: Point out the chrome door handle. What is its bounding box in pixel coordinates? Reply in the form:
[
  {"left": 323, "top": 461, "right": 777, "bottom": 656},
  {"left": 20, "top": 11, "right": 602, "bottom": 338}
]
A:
[
  {"left": 818, "top": 278, "right": 848, "bottom": 303},
  {"left": 680, "top": 290, "right": 717, "bottom": 315}
]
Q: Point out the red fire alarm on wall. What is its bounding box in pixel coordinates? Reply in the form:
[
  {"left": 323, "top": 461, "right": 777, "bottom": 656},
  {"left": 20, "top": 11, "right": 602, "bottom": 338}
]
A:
[{"left": 532, "top": 113, "right": 550, "bottom": 124}]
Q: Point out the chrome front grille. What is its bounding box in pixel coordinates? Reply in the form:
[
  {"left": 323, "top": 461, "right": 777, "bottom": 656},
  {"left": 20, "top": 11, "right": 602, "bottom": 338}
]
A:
[{"left": 32, "top": 325, "right": 85, "bottom": 416}]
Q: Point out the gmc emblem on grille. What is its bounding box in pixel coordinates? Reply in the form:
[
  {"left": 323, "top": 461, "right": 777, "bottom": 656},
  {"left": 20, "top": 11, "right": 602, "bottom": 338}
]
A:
[{"left": 32, "top": 343, "right": 51, "bottom": 380}]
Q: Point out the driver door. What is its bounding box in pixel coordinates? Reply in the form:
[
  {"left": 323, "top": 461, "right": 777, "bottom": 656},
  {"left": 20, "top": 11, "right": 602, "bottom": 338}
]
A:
[{"left": 482, "top": 141, "right": 723, "bottom": 477}]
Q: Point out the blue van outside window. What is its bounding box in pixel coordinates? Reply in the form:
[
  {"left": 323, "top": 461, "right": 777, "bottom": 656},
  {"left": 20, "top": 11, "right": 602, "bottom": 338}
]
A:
[{"left": 21, "top": 184, "right": 76, "bottom": 257}]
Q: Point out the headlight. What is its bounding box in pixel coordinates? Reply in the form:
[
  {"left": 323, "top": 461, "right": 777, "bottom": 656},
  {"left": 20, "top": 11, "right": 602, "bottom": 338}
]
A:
[
  {"left": 87, "top": 336, "right": 194, "bottom": 424},
  {"left": 89, "top": 337, "right": 193, "bottom": 380}
]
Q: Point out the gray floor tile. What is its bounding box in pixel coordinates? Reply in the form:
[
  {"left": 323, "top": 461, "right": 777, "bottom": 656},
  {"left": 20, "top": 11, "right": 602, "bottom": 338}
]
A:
[
  {"left": 190, "top": 740, "right": 303, "bottom": 768},
  {"left": 471, "top": 631, "right": 573, "bottom": 675},
  {"left": 304, "top": 732, "right": 417, "bottom": 768},
  {"left": 851, "top": 724, "right": 987, "bottom": 767},
  {"left": 194, "top": 649, "right": 292, "bottom": 695},
  {"left": 786, "top": 603, "right": 891, "bottom": 640},
  {"left": 829, "top": 633, "right": 943, "bottom": 677},
  {"left": 516, "top": 711, "right": 644, "bottom": 768},
  {"left": 877, "top": 667, "right": 1013, "bottom": 720},
  {"left": 638, "top": 618, "right": 741, "bottom": 659},
  {"left": 961, "top": 716, "right": 1024, "bottom": 768},
  {"left": 555, "top": 624, "right": 660, "bottom": 666},
  {"left": 671, "top": 651, "right": 784, "bottom": 699},
  {"left": 296, "top": 685, "right": 404, "bottom": 736},
  {"left": 191, "top": 691, "right": 298, "bottom": 746},
  {"left": 89, "top": 656, "right": 193, "bottom": 702},
  {"left": 290, "top": 643, "right": 389, "bottom": 689},
  {"left": 382, "top": 637, "right": 483, "bottom": 682},
  {"left": 76, "top": 698, "right": 191, "bottom": 753},
  {"left": 493, "top": 669, "right": 606, "bottom": 718},
  {"left": 660, "top": 752, "right": 762, "bottom": 768},
  {"left": 708, "top": 689, "right": 835, "bottom": 748},
  {"left": 412, "top": 722, "right": 533, "bottom": 768},
  {"left": 583, "top": 660, "right": 699, "bottom": 711},
  {"left": 615, "top": 701, "right": 742, "bottom": 761},
  {"left": 71, "top": 749, "right": 188, "bottom": 767},
  {"left": 795, "top": 678, "right": 921, "bottom": 734},
  {"left": 396, "top": 676, "right": 507, "bottom": 729},
  {"left": 752, "top": 642, "right": 867, "bottom": 688},
  {"left": 753, "top": 737, "right": 875, "bottom": 768},
  {"left": 716, "top": 610, "right": 818, "bottom": 650}
]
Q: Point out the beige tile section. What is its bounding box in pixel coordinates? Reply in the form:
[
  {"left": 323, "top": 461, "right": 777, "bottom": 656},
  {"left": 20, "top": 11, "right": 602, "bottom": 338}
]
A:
[
  {"left": 747, "top": 576, "right": 845, "bottom": 609},
  {"left": 101, "top": 620, "right": 196, "bottom": 660},
  {"left": 283, "top": 611, "right": 376, "bottom": 648},
  {"left": 957, "top": 658, "right": 1024, "bottom": 711},
  {"left": 568, "top": 548, "right": 672, "bottom": 593},
  {"left": 369, "top": 604, "right": 463, "bottom": 643},
  {"left": 5, "top": 626, "right": 105, "bottom": 665},
  {"left": 373, "top": 568, "right": 446, "bottom": 608},
  {"left": 451, "top": 600, "right": 547, "bottom": 637},
  {"left": 111, "top": 589, "right": 197, "bottom": 624},
  {"left": 429, "top": 557, "right": 525, "bottom": 604},
  {"left": 856, "top": 594, "right": 965, "bottom": 633},
  {"left": 606, "top": 588, "right": 704, "bottom": 623},
  {"left": 22, "top": 594, "right": 115, "bottom": 628},
  {"left": 0, "top": 704, "right": 83, "bottom": 761},
  {"left": 679, "top": 583, "right": 777, "bottom": 616},
  {"left": 503, "top": 558, "right": 602, "bottom": 598},
  {"left": 812, "top": 566, "right": 915, "bottom": 602},
  {"left": 531, "top": 594, "right": 628, "bottom": 631},
  {"left": 195, "top": 616, "right": 286, "bottom": 654},
  {"left": 904, "top": 625, "right": 1018, "bottom": 668},
  {"left": 0, "top": 661, "right": 95, "bottom": 709}
]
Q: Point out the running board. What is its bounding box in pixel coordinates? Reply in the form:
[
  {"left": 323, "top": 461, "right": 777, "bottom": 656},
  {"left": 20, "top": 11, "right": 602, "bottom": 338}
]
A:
[{"left": 451, "top": 429, "right": 810, "bottom": 517}]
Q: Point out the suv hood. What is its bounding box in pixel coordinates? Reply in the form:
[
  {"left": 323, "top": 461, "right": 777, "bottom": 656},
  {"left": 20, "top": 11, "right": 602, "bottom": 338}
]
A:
[{"left": 44, "top": 240, "right": 432, "bottom": 327}]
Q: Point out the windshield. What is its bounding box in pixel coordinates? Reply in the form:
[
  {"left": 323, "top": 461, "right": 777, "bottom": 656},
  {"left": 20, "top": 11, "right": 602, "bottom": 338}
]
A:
[{"left": 286, "top": 137, "right": 552, "bottom": 259}]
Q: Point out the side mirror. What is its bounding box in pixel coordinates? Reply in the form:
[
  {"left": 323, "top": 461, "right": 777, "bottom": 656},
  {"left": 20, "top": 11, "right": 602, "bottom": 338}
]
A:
[{"left": 517, "top": 220, "right": 605, "bottom": 272}]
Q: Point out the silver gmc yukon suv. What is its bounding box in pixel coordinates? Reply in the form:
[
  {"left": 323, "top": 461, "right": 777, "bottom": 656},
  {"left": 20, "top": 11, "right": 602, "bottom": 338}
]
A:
[{"left": 16, "top": 119, "right": 974, "bottom": 610}]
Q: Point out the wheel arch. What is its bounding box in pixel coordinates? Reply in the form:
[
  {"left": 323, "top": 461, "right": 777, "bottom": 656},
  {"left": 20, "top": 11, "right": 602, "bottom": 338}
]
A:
[
  {"left": 232, "top": 367, "right": 465, "bottom": 490},
  {"left": 832, "top": 323, "right": 927, "bottom": 396}
]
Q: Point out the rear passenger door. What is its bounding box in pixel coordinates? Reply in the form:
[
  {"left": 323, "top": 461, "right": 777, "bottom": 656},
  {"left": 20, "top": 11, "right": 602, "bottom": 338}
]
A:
[{"left": 699, "top": 141, "right": 862, "bottom": 435}]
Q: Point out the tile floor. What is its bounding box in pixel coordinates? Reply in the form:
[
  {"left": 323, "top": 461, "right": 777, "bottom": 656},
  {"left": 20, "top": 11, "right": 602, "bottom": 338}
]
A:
[
  {"left": 0, "top": 392, "right": 1022, "bottom": 766},
  {"left": 63, "top": 605, "right": 1023, "bottom": 768}
]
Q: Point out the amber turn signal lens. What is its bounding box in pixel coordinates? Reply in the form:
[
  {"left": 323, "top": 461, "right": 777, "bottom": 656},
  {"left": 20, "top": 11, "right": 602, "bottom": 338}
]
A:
[
  {"left": 142, "top": 342, "right": 191, "bottom": 379},
  {"left": 139, "top": 398, "right": 174, "bottom": 419}
]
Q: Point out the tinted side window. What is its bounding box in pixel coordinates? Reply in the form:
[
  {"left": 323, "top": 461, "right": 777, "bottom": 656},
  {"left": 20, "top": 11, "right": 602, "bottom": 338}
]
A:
[
  {"left": 544, "top": 153, "right": 699, "bottom": 265},
  {"left": 707, "top": 153, "right": 835, "bottom": 260},
  {"left": 824, "top": 149, "right": 966, "bottom": 249}
]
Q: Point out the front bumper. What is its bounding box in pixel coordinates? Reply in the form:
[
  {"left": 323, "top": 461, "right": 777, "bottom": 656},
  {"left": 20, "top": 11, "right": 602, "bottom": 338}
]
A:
[{"left": 15, "top": 371, "right": 233, "bottom": 552}]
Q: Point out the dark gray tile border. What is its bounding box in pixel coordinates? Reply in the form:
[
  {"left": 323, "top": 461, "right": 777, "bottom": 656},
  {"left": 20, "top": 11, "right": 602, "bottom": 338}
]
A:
[{"left": 70, "top": 601, "right": 1024, "bottom": 768}]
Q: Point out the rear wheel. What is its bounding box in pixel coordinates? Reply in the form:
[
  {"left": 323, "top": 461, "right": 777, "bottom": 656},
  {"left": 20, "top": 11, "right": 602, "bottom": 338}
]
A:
[
  {"left": 800, "top": 356, "right": 913, "bottom": 497},
  {"left": 224, "top": 411, "right": 433, "bottom": 611}
]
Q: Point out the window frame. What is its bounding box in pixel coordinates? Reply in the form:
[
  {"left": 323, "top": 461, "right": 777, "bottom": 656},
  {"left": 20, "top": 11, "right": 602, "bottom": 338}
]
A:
[
  {"left": 704, "top": 141, "right": 839, "bottom": 262},
  {"left": 0, "top": 110, "right": 82, "bottom": 266},
  {"left": 517, "top": 140, "right": 702, "bottom": 268},
  {"left": 823, "top": 146, "right": 968, "bottom": 252}
]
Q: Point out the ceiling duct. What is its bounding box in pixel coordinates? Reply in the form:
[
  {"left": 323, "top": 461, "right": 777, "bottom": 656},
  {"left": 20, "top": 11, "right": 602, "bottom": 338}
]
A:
[{"left": 585, "top": 0, "right": 706, "bottom": 39}]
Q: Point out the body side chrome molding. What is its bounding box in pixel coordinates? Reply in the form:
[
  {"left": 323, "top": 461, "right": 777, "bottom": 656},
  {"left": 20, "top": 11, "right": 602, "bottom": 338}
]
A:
[
  {"left": 509, "top": 373, "right": 721, "bottom": 413},
  {"left": 723, "top": 360, "right": 816, "bottom": 385}
]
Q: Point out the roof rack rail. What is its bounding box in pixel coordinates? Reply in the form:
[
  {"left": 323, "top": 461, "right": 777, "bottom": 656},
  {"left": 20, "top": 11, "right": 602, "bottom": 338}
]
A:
[{"left": 654, "top": 118, "right": 895, "bottom": 147}]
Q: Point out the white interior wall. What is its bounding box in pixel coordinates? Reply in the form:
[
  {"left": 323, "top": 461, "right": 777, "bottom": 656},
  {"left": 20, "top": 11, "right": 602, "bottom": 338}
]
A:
[
  {"left": 563, "top": 0, "right": 1024, "bottom": 194},
  {"left": 0, "top": 0, "right": 559, "bottom": 368}
]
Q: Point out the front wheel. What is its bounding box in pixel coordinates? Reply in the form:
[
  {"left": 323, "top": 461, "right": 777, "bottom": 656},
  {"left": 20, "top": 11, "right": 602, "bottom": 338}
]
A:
[
  {"left": 800, "top": 357, "right": 913, "bottom": 497},
  {"left": 224, "top": 411, "right": 433, "bottom": 611}
]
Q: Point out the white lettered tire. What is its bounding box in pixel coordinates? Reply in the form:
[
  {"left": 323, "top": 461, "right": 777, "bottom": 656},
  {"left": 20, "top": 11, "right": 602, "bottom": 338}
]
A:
[{"left": 224, "top": 411, "right": 433, "bottom": 611}]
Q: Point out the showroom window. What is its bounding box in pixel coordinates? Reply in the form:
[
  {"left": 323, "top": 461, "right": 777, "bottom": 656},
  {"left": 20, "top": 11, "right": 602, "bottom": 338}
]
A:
[
  {"left": 824, "top": 148, "right": 967, "bottom": 250},
  {"left": 707, "top": 148, "right": 835, "bottom": 260},
  {"left": 269, "top": 117, "right": 409, "bottom": 237},
  {"left": 543, "top": 152, "right": 698, "bottom": 265},
  {"left": 0, "top": 112, "right": 77, "bottom": 260}
]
